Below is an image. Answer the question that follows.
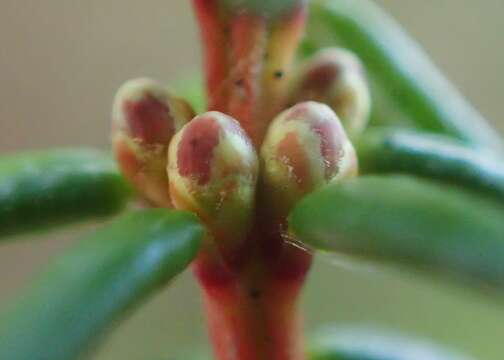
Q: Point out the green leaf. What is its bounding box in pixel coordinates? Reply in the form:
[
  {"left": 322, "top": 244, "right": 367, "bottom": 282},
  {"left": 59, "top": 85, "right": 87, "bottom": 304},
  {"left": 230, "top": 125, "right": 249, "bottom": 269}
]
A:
[
  {"left": 356, "top": 128, "right": 504, "bottom": 203},
  {"left": 174, "top": 74, "right": 206, "bottom": 114},
  {"left": 309, "top": 326, "right": 472, "bottom": 360},
  {"left": 0, "top": 149, "right": 132, "bottom": 239},
  {"left": 289, "top": 175, "right": 504, "bottom": 290},
  {"left": 305, "top": 0, "right": 503, "bottom": 153},
  {"left": 0, "top": 209, "right": 203, "bottom": 360}
]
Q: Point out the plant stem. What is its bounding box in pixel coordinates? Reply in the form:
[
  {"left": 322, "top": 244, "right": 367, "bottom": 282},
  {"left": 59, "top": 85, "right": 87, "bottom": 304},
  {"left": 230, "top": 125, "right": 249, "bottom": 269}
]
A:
[
  {"left": 227, "top": 13, "right": 267, "bottom": 145},
  {"left": 194, "top": 1, "right": 307, "bottom": 145},
  {"left": 192, "top": 0, "right": 231, "bottom": 112},
  {"left": 258, "top": 8, "right": 307, "bottom": 140},
  {"left": 193, "top": 226, "right": 312, "bottom": 360},
  {"left": 190, "top": 2, "right": 311, "bottom": 359}
]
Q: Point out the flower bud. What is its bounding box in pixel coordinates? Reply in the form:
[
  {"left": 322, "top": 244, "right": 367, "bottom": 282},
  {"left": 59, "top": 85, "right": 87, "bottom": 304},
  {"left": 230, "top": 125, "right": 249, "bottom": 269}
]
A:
[
  {"left": 289, "top": 48, "right": 371, "bottom": 137},
  {"left": 112, "top": 78, "right": 195, "bottom": 207},
  {"left": 261, "top": 101, "right": 358, "bottom": 218},
  {"left": 168, "top": 111, "right": 258, "bottom": 259}
]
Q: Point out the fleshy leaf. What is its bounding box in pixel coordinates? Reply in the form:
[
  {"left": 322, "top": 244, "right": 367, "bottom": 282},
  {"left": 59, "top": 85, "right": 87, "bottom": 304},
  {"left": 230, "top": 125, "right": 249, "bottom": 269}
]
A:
[
  {"left": 0, "top": 149, "right": 132, "bottom": 239},
  {"left": 289, "top": 175, "right": 504, "bottom": 291},
  {"left": 305, "top": 0, "right": 503, "bottom": 153},
  {"left": 309, "top": 326, "right": 473, "bottom": 360},
  {"left": 0, "top": 209, "right": 203, "bottom": 360},
  {"left": 356, "top": 128, "right": 504, "bottom": 203}
]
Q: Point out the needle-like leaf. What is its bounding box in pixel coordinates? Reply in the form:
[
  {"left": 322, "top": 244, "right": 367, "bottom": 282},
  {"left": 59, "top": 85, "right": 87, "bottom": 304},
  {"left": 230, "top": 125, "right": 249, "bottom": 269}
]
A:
[
  {"left": 0, "top": 209, "right": 203, "bottom": 360},
  {"left": 289, "top": 175, "right": 504, "bottom": 291},
  {"left": 309, "top": 326, "right": 473, "bottom": 360},
  {"left": 356, "top": 128, "right": 504, "bottom": 203},
  {"left": 305, "top": 0, "right": 503, "bottom": 153},
  {"left": 0, "top": 149, "right": 132, "bottom": 239}
]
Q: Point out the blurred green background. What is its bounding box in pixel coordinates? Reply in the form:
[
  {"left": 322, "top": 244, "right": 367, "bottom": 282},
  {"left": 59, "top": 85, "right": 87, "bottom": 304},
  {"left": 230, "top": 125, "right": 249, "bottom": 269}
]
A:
[{"left": 0, "top": 1, "right": 503, "bottom": 359}]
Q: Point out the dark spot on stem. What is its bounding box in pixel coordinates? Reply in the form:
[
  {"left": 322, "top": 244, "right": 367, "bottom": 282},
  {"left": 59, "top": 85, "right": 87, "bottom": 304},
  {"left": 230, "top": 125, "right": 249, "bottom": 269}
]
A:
[
  {"left": 273, "top": 70, "right": 284, "bottom": 79},
  {"left": 235, "top": 79, "right": 244, "bottom": 87},
  {"left": 249, "top": 288, "right": 261, "bottom": 299}
]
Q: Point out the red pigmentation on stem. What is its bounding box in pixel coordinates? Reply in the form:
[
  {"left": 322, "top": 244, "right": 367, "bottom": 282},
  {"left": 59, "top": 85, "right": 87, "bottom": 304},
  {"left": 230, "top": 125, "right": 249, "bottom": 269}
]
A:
[
  {"left": 111, "top": 2, "right": 367, "bottom": 359},
  {"left": 192, "top": 0, "right": 231, "bottom": 112}
]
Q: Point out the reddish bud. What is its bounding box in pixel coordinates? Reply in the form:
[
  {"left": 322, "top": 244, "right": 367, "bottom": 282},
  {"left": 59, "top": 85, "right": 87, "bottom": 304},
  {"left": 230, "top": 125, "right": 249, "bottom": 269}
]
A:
[
  {"left": 168, "top": 111, "right": 258, "bottom": 259},
  {"left": 261, "top": 101, "right": 358, "bottom": 218},
  {"left": 290, "top": 48, "right": 371, "bottom": 137},
  {"left": 111, "top": 78, "right": 195, "bottom": 207}
]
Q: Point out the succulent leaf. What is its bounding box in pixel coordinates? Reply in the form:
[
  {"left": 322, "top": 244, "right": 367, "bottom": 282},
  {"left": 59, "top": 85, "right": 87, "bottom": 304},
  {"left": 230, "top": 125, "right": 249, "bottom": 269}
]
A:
[
  {"left": 0, "top": 209, "right": 203, "bottom": 360},
  {"left": 290, "top": 175, "right": 504, "bottom": 291},
  {"left": 0, "top": 149, "right": 131, "bottom": 239}
]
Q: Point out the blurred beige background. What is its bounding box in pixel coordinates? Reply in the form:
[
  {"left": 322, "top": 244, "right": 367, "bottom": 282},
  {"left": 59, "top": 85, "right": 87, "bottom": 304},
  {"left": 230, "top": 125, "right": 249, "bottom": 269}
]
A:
[{"left": 1, "top": 1, "right": 504, "bottom": 359}]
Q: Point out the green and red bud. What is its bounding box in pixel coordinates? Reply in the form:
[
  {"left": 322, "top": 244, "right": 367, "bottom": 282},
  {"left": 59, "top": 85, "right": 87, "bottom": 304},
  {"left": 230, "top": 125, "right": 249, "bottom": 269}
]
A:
[
  {"left": 168, "top": 111, "right": 258, "bottom": 261},
  {"left": 261, "top": 101, "right": 358, "bottom": 218},
  {"left": 289, "top": 48, "right": 371, "bottom": 137},
  {"left": 111, "top": 78, "right": 195, "bottom": 207}
]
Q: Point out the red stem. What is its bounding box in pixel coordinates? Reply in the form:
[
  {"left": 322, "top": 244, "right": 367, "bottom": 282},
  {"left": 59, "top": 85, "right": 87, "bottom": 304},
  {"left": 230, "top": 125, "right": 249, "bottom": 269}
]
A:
[
  {"left": 192, "top": 0, "right": 230, "bottom": 112},
  {"left": 201, "top": 280, "right": 305, "bottom": 360},
  {"left": 227, "top": 13, "right": 267, "bottom": 145},
  {"left": 191, "top": 3, "right": 311, "bottom": 359},
  {"left": 193, "top": 226, "right": 312, "bottom": 360},
  {"left": 193, "top": 2, "right": 307, "bottom": 146},
  {"left": 258, "top": 8, "right": 307, "bottom": 130}
]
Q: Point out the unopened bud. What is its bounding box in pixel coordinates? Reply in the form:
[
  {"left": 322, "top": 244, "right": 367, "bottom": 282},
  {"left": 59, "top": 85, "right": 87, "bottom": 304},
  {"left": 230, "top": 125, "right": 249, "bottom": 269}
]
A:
[
  {"left": 112, "top": 78, "right": 195, "bottom": 207},
  {"left": 168, "top": 111, "right": 258, "bottom": 259},
  {"left": 261, "top": 101, "right": 358, "bottom": 218},
  {"left": 289, "top": 48, "right": 371, "bottom": 137}
]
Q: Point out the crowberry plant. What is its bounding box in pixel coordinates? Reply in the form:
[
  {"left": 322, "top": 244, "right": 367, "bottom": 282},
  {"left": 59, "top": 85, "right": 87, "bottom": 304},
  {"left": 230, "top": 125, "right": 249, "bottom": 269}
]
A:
[{"left": 0, "top": 1, "right": 503, "bottom": 360}]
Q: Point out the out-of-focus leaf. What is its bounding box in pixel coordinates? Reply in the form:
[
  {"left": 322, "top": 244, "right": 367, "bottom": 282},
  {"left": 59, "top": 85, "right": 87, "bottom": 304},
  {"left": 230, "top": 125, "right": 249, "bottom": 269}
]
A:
[
  {"left": 309, "top": 326, "right": 473, "bottom": 360},
  {"left": 289, "top": 175, "right": 504, "bottom": 290},
  {"left": 174, "top": 74, "right": 206, "bottom": 114},
  {"left": 0, "top": 209, "right": 203, "bottom": 360},
  {"left": 356, "top": 128, "right": 504, "bottom": 203},
  {"left": 0, "top": 149, "right": 132, "bottom": 239},
  {"left": 305, "top": 0, "right": 503, "bottom": 153}
]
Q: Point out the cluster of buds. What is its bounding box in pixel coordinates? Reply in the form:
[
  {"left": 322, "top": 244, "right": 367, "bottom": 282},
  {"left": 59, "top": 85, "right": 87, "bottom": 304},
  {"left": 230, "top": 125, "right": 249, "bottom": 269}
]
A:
[{"left": 111, "top": 1, "right": 371, "bottom": 359}]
